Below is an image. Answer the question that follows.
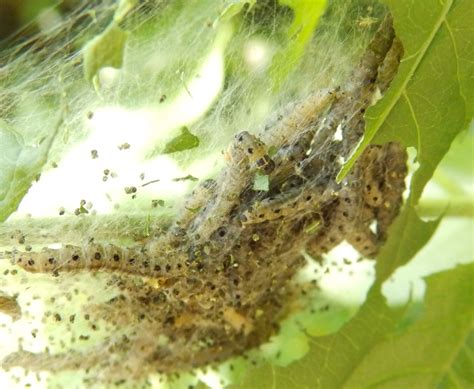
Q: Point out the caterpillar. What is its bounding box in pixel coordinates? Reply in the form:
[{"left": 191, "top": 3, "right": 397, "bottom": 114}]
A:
[
  {"left": 260, "top": 88, "right": 340, "bottom": 149},
  {"left": 10, "top": 239, "right": 194, "bottom": 279},
  {"left": 176, "top": 178, "right": 217, "bottom": 229},
  {"left": 189, "top": 131, "right": 276, "bottom": 243},
  {"left": 241, "top": 184, "right": 336, "bottom": 225}
]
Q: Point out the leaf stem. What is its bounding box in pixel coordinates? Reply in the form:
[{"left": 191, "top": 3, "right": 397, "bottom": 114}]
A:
[
  {"left": 417, "top": 197, "right": 474, "bottom": 218},
  {"left": 432, "top": 169, "right": 467, "bottom": 196}
]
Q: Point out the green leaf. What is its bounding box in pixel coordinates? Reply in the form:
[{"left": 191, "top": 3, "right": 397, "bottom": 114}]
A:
[
  {"left": 252, "top": 173, "right": 269, "bottom": 191},
  {"left": 438, "top": 330, "right": 474, "bottom": 388},
  {"left": 82, "top": 0, "right": 136, "bottom": 84},
  {"left": 344, "top": 264, "right": 474, "bottom": 388},
  {"left": 375, "top": 205, "right": 441, "bottom": 283},
  {"left": 233, "top": 263, "right": 474, "bottom": 389},
  {"left": 20, "top": 0, "right": 56, "bottom": 24},
  {"left": 270, "top": 0, "right": 327, "bottom": 90},
  {"left": 83, "top": 24, "right": 128, "bottom": 83},
  {"left": 152, "top": 199, "right": 165, "bottom": 208},
  {"left": 338, "top": 0, "right": 474, "bottom": 203},
  {"left": 162, "top": 126, "right": 200, "bottom": 154},
  {"left": 0, "top": 118, "right": 61, "bottom": 222},
  {"left": 213, "top": 0, "right": 256, "bottom": 28},
  {"left": 114, "top": 0, "right": 137, "bottom": 23}
]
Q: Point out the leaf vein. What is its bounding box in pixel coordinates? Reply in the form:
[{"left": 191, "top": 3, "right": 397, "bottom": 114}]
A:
[{"left": 444, "top": 18, "right": 467, "bottom": 122}]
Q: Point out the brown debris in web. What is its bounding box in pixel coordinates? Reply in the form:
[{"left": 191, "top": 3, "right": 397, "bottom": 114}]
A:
[{"left": 0, "top": 293, "right": 21, "bottom": 321}]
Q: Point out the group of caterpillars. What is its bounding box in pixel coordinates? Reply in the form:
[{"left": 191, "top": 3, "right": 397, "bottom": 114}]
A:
[{"left": 1, "top": 14, "right": 407, "bottom": 381}]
